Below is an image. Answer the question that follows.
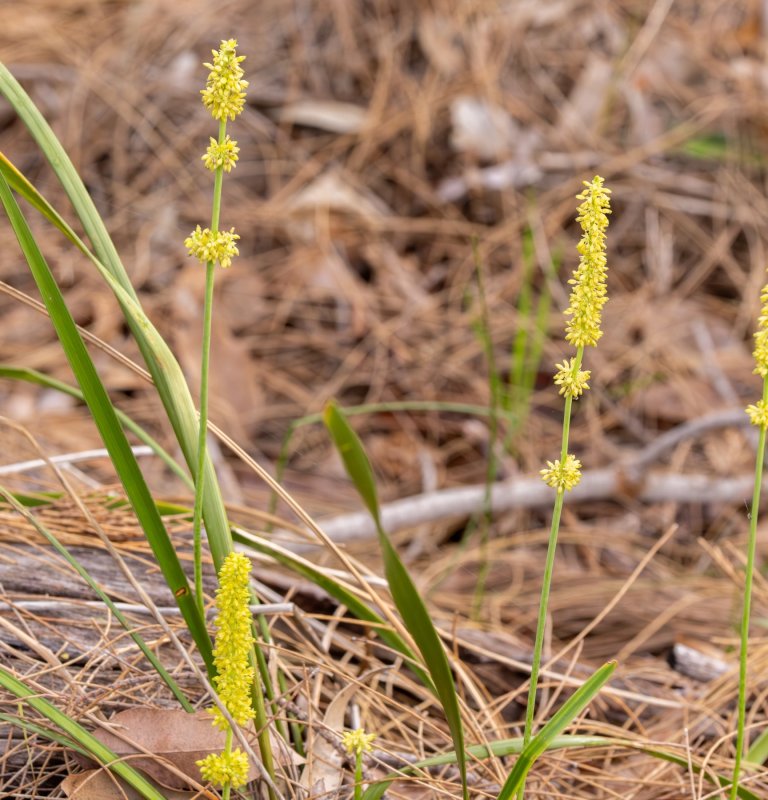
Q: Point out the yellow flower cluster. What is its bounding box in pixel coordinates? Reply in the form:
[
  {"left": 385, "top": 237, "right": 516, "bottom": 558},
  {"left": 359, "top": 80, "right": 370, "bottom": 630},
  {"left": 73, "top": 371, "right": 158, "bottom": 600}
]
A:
[
  {"left": 201, "top": 38, "right": 248, "bottom": 122},
  {"left": 209, "top": 552, "right": 256, "bottom": 730},
  {"left": 553, "top": 358, "right": 591, "bottom": 398},
  {"left": 540, "top": 454, "right": 582, "bottom": 493},
  {"left": 342, "top": 729, "right": 376, "bottom": 756},
  {"left": 565, "top": 176, "right": 611, "bottom": 348},
  {"left": 185, "top": 225, "right": 240, "bottom": 269},
  {"left": 197, "top": 748, "right": 250, "bottom": 789},
  {"left": 202, "top": 134, "right": 240, "bottom": 173},
  {"left": 747, "top": 399, "right": 768, "bottom": 428}
]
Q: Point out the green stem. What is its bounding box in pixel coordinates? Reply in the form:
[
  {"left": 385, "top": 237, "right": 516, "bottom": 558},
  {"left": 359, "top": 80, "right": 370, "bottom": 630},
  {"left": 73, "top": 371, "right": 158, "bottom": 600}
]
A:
[
  {"left": 222, "top": 726, "right": 233, "bottom": 800},
  {"left": 354, "top": 750, "right": 364, "bottom": 800},
  {"left": 193, "top": 118, "right": 227, "bottom": 617},
  {"left": 730, "top": 376, "right": 768, "bottom": 799},
  {"left": 518, "top": 346, "right": 583, "bottom": 799}
]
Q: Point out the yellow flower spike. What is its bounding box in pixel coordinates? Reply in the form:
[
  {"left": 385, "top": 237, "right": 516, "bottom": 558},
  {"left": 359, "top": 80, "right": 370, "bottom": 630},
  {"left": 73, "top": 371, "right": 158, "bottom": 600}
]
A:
[
  {"left": 751, "top": 283, "right": 768, "bottom": 378},
  {"left": 197, "top": 748, "right": 250, "bottom": 789},
  {"left": 185, "top": 225, "right": 240, "bottom": 269},
  {"left": 201, "top": 38, "right": 248, "bottom": 121},
  {"left": 540, "top": 454, "right": 582, "bottom": 493},
  {"left": 553, "top": 358, "right": 591, "bottom": 398},
  {"left": 209, "top": 552, "right": 256, "bottom": 730},
  {"left": 202, "top": 135, "right": 240, "bottom": 173},
  {"left": 342, "top": 729, "right": 376, "bottom": 756},
  {"left": 565, "top": 176, "right": 612, "bottom": 348}
]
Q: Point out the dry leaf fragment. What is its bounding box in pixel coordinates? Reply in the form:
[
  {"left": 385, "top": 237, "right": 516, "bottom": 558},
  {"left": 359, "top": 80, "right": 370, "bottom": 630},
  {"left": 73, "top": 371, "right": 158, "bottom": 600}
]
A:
[
  {"left": 61, "top": 768, "right": 200, "bottom": 800},
  {"left": 81, "top": 708, "right": 300, "bottom": 791}
]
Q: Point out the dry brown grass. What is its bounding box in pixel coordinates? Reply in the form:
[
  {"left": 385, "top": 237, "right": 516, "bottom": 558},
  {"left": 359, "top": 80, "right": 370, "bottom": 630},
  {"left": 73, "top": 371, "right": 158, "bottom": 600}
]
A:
[{"left": 2, "top": 0, "right": 768, "bottom": 797}]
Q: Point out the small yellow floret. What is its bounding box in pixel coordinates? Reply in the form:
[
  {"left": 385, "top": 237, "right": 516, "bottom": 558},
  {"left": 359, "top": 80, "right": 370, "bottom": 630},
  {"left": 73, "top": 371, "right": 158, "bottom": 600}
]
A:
[
  {"left": 747, "top": 400, "right": 768, "bottom": 428},
  {"left": 201, "top": 38, "right": 248, "bottom": 121},
  {"left": 185, "top": 225, "right": 240, "bottom": 269},
  {"left": 342, "top": 729, "right": 376, "bottom": 756},
  {"left": 197, "top": 748, "right": 250, "bottom": 788},
  {"left": 202, "top": 135, "right": 240, "bottom": 172},
  {"left": 565, "top": 176, "right": 611, "bottom": 348},
  {"left": 553, "top": 358, "right": 591, "bottom": 398},
  {"left": 540, "top": 454, "right": 582, "bottom": 493}
]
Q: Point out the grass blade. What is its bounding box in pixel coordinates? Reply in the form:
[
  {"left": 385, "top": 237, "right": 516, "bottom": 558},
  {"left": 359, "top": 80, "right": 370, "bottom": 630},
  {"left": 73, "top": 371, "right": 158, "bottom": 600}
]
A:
[
  {"left": 232, "top": 527, "right": 428, "bottom": 683},
  {"left": 0, "top": 68, "right": 233, "bottom": 575},
  {"left": 323, "top": 401, "right": 468, "bottom": 800},
  {"left": 497, "top": 661, "right": 617, "bottom": 800},
  {"left": 0, "top": 172, "right": 214, "bottom": 675},
  {"left": 0, "top": 667, "right": 168, "bottom": 800}
]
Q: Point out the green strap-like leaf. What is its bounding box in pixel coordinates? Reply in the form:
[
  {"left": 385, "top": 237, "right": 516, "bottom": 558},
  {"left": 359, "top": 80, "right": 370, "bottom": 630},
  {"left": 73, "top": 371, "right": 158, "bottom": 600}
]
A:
[
  {"left": 0, "top": 667, "right": 168, "bottom": 800},
  {"left": 496, "top": 661, "right": 617, "bottom": 800},
  {"left": 0, "top": 173, "right": 214, "bottom": 674},
  {"left": 0, "top": 65, "right": 233, "bottom": 576},
  {"left": 323, "top": 401, "right": 468, "bottom": 800}
]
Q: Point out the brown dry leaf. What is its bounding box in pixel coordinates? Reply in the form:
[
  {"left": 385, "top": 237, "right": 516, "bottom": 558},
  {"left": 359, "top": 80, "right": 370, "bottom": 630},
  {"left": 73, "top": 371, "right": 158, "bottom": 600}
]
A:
[
  {"left": 82, "top": 708, "right": 300, "bottom": 790},
  {"left": 61, "top": 768, "right": 199, "bottom": 800}
]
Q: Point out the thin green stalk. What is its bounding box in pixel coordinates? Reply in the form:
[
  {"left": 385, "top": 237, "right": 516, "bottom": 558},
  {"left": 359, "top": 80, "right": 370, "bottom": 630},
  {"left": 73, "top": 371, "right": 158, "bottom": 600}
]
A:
[
  {"left": 730, "top": 375, "right": 768, "bottom": 799},
  {"left": 193, "top": 117, "right": 227, "bottom": 618},
  {"left": 222, "top": 727, "right": 234, "bottom": 800},
  {"left": 354, "top": 749, "right": 364, "bottom": 800},
  {"left": 522, "top": 349, "right": 581, "bottom": 762}
]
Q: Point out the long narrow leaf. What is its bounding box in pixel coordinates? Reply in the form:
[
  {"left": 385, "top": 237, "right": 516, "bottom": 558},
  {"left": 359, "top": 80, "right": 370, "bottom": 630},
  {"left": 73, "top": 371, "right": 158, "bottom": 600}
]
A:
[
  {"left": 232, "top": 527, "right": 429, "bottom": 684},
  {"left": 323, "top": 401, "right": 467, "bottom": 800},
  {"left": 0, "top": 667, "right": 167, "bottom": 800},
  {"left": 361, "top": 731, "right": 762, "bottom": 800},
  {"left": 0, "top": 173, "right": 213, "bottom": 674},
  {"left": 0, "top": 67, "right": 233, "bottom": 575},
  {"left": 496, "top": 661, "right": 616, "bottom": 800}
]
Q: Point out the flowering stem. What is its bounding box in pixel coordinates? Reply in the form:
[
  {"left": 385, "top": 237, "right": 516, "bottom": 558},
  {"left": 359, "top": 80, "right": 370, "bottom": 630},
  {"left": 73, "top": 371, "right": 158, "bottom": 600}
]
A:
[
  {"left": 730, "top": 375, "right": 768, "bottom": 799},
  {"left": 192, "top": 117, "right": 227, "bottom": 617},
  {"left": 353, "top": 750, "right": 364, "bottom": 800},
  {"left": 520, "top": 347, "right": 582, "bottom": 782}
]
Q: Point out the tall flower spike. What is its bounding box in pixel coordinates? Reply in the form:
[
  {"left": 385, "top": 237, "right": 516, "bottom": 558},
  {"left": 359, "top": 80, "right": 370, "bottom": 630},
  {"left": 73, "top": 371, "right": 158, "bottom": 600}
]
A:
[
  {"left": 201, "top": 38, "right": 248, "bottom": 121},
  {"left": 209, "top": 552, "right": 256, "bottom": 730},
  {"left": 565, "top": 176, "right": 611, "bottom": 348}
]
